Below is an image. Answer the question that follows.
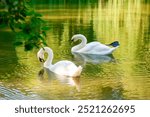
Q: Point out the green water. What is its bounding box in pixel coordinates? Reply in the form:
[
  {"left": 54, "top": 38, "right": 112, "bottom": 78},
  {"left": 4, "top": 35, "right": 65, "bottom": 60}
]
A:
[{"left": 0, "top": 0, "right": 150, "bottom": 100}]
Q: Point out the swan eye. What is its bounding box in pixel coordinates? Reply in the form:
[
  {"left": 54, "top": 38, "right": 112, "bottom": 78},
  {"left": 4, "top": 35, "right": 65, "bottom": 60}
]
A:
[{"left": 39, "top": 57, "right": 45, "bottom": 62}]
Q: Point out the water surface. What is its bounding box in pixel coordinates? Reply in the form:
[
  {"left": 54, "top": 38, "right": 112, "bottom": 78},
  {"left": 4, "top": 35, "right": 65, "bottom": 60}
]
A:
[{"left": 0, "top": 0, "right": 150, "bottom": 99}]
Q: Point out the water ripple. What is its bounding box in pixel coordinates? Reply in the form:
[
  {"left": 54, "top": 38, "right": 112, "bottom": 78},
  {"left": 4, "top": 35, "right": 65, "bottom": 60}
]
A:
[{"left": 0, "top": 85, "right": 42, "bottom": 100}]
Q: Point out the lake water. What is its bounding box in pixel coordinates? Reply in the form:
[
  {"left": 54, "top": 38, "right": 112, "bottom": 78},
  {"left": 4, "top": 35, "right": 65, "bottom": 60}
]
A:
[{"left": 0, "top": 0, "right": 150, "bottom": 100}]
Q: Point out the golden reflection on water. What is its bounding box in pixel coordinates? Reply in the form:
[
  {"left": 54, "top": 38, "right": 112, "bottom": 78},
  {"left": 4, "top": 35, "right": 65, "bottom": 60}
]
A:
[{"left": 0, "top": 0, "right": 150, "bottom": 99}]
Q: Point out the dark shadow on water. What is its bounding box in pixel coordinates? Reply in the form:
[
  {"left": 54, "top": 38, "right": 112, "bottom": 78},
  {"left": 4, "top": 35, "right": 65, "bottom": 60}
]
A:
[{"left": 0, "top": 31, "right": 18, "bottom": 77}]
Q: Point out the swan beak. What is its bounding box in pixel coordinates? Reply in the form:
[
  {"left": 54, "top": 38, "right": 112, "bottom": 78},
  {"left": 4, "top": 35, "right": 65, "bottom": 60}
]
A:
[
  {"left": 39, "top": 57, "right": 45, "bottom": 62},
  {"left": 71, "top": 39, "right": 74, "bottom": 43},
  {"left": 70, "top": 38, "right": 74, "bottom": 45},
  {"left": 71, "top": 37, "right": 75, "bottom": 42}
]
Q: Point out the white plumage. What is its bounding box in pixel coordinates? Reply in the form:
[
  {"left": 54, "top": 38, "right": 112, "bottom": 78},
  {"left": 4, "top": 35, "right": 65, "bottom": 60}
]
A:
[
  {"left": 37, "top": 47, "right": 82, "bottom": 77},
  {"left": 71, "top": 34, "right": 119, "bottom": 55}
]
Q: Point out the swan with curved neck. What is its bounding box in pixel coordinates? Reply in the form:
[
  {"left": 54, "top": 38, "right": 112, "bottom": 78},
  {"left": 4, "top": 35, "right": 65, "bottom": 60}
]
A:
[
  {"left": 71, "top": 34, "right": 119, "bottom": 55},
  {"left": 37, "top": 47, "right": 82, "bottom": 77}
]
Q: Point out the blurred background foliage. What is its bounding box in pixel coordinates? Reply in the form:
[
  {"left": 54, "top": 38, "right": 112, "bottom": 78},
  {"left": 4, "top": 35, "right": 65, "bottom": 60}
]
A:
[
  {"left": 0, "top": 0, "right": 49, "bottom": 51},
  {"left": 0, "top": 0, "right": 149, "bottom": 51}
]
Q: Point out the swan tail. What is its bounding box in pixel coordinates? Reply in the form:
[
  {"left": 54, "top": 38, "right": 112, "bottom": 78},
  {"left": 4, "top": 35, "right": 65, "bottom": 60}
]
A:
[
  {"left": 108, "top": 41, "right": 120, "bottom": 47},
  {"left": 73, "top": 66, "right": 83, "bottom": 77}
]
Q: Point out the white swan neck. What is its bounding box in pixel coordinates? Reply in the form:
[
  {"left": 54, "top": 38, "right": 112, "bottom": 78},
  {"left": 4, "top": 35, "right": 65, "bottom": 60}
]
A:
[
  {"left": 43, "top": 47, "right": 53, "bottom": 68},
  {"left": 80, "top": 35, "right": 87, "bottom": 45},
  {"left": 72, "top": 35, "right": 87, "bottom": 52}
]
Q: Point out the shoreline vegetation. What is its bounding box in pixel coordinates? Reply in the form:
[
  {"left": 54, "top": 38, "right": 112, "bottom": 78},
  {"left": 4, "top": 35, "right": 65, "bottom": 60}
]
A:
[{"left": 0, "top": 0, "right": 49, "bottom": 51}]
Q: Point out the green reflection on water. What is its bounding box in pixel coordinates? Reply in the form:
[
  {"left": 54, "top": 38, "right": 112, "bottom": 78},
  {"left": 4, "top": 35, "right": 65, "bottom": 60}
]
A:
[{"left": 0, "top": 0, "right": 150, "bottom": 99}]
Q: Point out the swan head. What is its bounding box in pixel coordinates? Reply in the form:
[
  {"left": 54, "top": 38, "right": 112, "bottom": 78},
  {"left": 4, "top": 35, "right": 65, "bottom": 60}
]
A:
[
  {"left": 37, "top": 48, "right": 45, "bottom": 62},
  {"left": 71, "top": 34, "right": 86, "bottom": 42}
]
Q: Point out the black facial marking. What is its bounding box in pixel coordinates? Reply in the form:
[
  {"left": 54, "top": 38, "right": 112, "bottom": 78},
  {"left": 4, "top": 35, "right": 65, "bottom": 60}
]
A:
[
  {"left": 71, "top": 38, "right": 74, "bottom": 41},
  {"left": 39, "top": 57, "right": 45, "bottom": 62}
]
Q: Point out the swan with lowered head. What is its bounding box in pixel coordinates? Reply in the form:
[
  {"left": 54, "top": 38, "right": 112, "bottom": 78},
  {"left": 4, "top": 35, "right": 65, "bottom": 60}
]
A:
[
  {"left": 71, "top": 34, "right": 119, "bottom": 55},
  {"left": 37, "top": 47, "right": 82, "bottom": 77}
]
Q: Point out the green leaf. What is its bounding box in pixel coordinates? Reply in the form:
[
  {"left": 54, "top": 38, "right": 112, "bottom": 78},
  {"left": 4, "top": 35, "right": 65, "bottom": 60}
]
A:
[
  {"left": 9, "top": 18, "right": 15, "bottom": 32},
  {"left": 26, "top": 10, "right": 35, "bottom": 16},
  {"left": 9, "top": 23, "right": 15, "bottom": 32},
  {"left": 38, "top": 35, "right": 47, "bottom": 45},
  {"left": 42, "top": 31, "right": 47, "bottom": 37},
  {"left": 34, "top": 12, "right": 42, "bottom": 17},
  {"left": 20, "top": 9, "right": 26, "bottom": 17},
  {"left": 13, "top": 41, "right": 23, "bottom": 46},
  {"left": 41, "top": 26, "right": 49, "bottom": 31},
  {"left": 18, "top": 15, "right": 25, "bottom": 21},
  {"left": 24, "top": 43, "right": 34, "bottom": 51}
]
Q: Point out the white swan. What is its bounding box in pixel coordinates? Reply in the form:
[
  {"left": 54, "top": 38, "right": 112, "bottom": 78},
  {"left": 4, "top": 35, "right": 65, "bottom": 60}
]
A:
[
  {"left": 37, "top": 47, "right": 82, "bottom": 77},
  {"left": 71, "top": 34, "right": 119, "bottom": 55}
]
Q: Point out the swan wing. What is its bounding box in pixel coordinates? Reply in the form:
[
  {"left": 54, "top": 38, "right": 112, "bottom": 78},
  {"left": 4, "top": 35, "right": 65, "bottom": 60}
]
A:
[
  {"left": 93, "top": 44, "right": 111, "bottom": 51},
  {"left": 77, "top": 42, "right": 100, "bottom": 52},
  {"left": 89, "top": 44, "right": 114, "bottom": 55},
  {"left": 78, "top": 42, "right": 113, "bottom": 54},
  {"left": 50, "top": 60, "right": 78, "bottom": 76}
]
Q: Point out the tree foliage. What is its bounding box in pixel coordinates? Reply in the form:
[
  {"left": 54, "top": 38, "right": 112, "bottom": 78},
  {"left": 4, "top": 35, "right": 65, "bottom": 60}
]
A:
[{"left": 0, "top": 0, "right": 48, "bottom": 51}]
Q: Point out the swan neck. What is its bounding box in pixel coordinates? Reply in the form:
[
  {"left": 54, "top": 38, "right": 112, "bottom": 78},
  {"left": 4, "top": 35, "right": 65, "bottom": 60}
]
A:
[
  {"left": 72, "top": 35, "right": 87, "bottom": 52},
  {"left": 80, "top": 36, "right": 87, "bottom": 45},
  {"left": 44, "top": 47, "right": 53, "bottom": 68}
]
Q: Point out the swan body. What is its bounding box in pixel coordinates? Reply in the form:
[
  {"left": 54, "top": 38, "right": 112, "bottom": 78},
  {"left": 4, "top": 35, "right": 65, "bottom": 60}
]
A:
[
  {"left": 71, "top": 34, "right": 119, "bottom": 55},
  {"left": 37, "top": 47, "right": 82, "bottom": 77}
]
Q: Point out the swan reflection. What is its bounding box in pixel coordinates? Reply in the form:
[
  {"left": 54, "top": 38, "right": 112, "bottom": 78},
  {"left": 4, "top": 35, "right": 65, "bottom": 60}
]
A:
[
  {"left": 38, "top": 68, "right": 81, "bottom": 92},
  {"left": 72, "top": 52, "right": 115, "bottom": 65}
]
